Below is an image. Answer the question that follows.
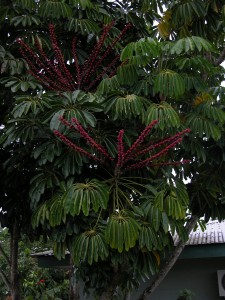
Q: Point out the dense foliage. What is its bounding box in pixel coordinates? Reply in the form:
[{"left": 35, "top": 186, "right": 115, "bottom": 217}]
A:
[
  {"left": 0, "top": 0, "right": 225, "bottom": 299},
  {"left": 0, "top": 228, "right": 69, "bottom": 299}
]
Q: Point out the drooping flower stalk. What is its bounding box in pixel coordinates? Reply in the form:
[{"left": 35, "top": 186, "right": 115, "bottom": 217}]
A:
[
  {"left": 124, "top": 120, "right": 158, "bottom": 161},
  {"left": 49, "top": 24, "right": 76, "bottom": 90},
  {"left": 54, "top": 117, "right": 191, "bottom": 172},
  {"left": 86, "top": 54, "right": 120, "bottom": 91},
  {"left": 71, "top": 118, "right": 113, "bottom": 160},
  {"left": 125, "top": 137, "right": 183, "bottom": 170},
  {"left": 80, "top": 21, "right": 115, "bottom": 86},
  {"left": 72, "top": 37, "right": 81, "bottom": 88},
  {"left": 150, "top": 160, "right": 191, "bottom": 168},
  {"left": 18, "top": 22, "right": 131, "bottom": 92},
  {"left": 117, "top": 129, "right": 125, "bottom": 167},
  {"left": 86, "top": 22, "right": 132, "bottom": 81},
  {"left": 136, "top": 128, "right": 191, "bottom": 157},
  {"left": 54, "top": 130, "right": 102, "bottom": 162}
]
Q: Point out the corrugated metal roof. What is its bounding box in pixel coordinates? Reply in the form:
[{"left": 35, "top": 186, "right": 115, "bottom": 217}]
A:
[{"left": 174, "top": 220, "right": 225, "bottom": 246}]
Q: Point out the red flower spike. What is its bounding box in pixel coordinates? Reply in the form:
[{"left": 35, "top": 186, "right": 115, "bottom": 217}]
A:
[
  {"left": 126, "top": 137, "right": 183, "bottom": 170},
  {"left": 72, "top": 37, "right": 81, "bottom": 87},
  {"left": 81, "top": 22, "right": 115, "bottom": 85},
  {"left": 124, "top": 120, "right": 158, "bottom": 161},
  {"left": 150, "top": 159, "right": 191, "bottom": 168},
  {"left": 54, "top": 118, "right": 190, "bottom": 173},
  {"left": 54, "top": 130, "right": 102, "bottom": 162},
  {"left": 117, "top": 129, "right": 125, "bottom": 167},
  {"left": 71, "top": 118, "right": 113, "bottom": 160},
  {"left": 34, "top": 38, "right": 72, "bottom": 89},
  {"left": 86, "top": 22, "right": 132, "bottom": 80},
  {"left": 58, "top": 116, "right": 74, "bottom": 129},
  {"left": 18, "top": 21, "right": 131, "bottom": 92},
  {"left": 48, "top": 25, "right": 75, "bottom": 89},
  {"left": 136, "top": 128, "right": 191, "bottom": 157},
  {"left": 86, "top": 54, "right": 120, "bottom": 91},
  {"left": 18, "top": 40, "right": 72, "bottom": 92}
]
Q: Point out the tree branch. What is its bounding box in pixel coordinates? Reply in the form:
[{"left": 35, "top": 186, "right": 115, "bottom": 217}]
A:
[
  {"left": 0, "top": 268, "right": 11, "bottom": 291},
  {"left": 0, "top": 243, "right": 10, "bottom": 265},
  {"left": 214, "top": 46, "right": 225, "bottom": 66},
  {"left": 138, "top": 215, "right": 199, "bottom": 300}
]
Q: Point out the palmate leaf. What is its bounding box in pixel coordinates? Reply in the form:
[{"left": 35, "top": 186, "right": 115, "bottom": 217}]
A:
[
  {"left": 121, "top": 38, "right": 159, "bottom": 65},
  {"left": 33, "top": 139, "right": 62, "bottom": 163},
  {"left": 140, "top": 201, "right": 169, "bottom": 233},
  {"left": 32, "top": 202, "right": 49, "bottom": 228},
  {"left": 104, "top": 92, "right": 148, "bottom": 120},
  {"left": 0, "top": 46, "right": 27, "bottom": 75},
  {"left": 48, "top": 195, "right": 67, "bottom": 227},
  {"left": 96, "top": 76, "right": 120, "bottom": 95},
  {"left": 29, "top": 171, "right": 60, "bottom": 208},
  {"left": 183, "top": 74, "right": 206, "bottom": 92},
  {"left": 135, "top": 251, "right": 159, "bottom": 278},
  {"left": 186, "top": 112, "right": 222, "bottom": 141},
  {"left": 139, "top": 224, "right": 163, "bottom": 251},
  {"left": 69, "top": 0, "right": 93, "bottom": 9},
  {"left": 0, "top": 75, "right": 42, "bottom": 92},
  {"left": 32, "top": 194, "right": 67, "bottom": 229},
  {"left": 158, "top": 21, "right": 171, "bottom": 38},
  {"left": 158, "top": 10, "right": 172, "bottom": 39},
  {"left": 153, "top": 70, "right": 185, "bottom": 98},
  {"left": 182, "top": 136, "right": 206, "bottom": 162},
  {"left": 176, "top": 56, "right": 214, "bottom": 73},
  {"left": 53, "top": 241, "right": 67, "bottom": 260},
  {"left": 15, "top": 0, "right": 36, "bottom": 11},
  {"left": 105, "top": 211, "right": 141, "bottom": 253},
  {"left": 154, "top": 182, "right": 189, "bottom": 220},
  {"left": 63, "top": 179, "right": 109, "bottom": 216},
  {"left": 12, "top": 94, "right": 52, "bottom": 118},
  {"left": 145, "top": 101, "right": 180, "bottom": 130},
  {"left": 3, "top": 114, "right": 42, "bottom": 146},
  {"left": 173, "top": 1, "right": 206, "bottom": 25},
  {"left": 67, "top": 18, "right": 100, "bottom": 34},
  {"left": 196, "top": 102, "right": 225, "bottom": 124},
  {"left": 116, "top": 63, "right": 139, "bottom": 85},
  {"left": 55, "top": 150, "right": 84, "bottom": 177},
  {"left": 48, "top": 91, "right": 101, "bottom": 130},
  {"left": 11, "top": 15, "right": 41, "bottom": 27},
  {"left": 38, "top": 0, "right": 73, "bottom": 19},
  {"left": 71, "top": 229, "right": 109, "bottom": 265},
  {"left": 169, "top": 36, "right": 212, "bottom": 55}
]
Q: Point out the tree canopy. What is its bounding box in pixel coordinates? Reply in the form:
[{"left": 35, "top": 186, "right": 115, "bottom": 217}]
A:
[{"left": 1, "top": 0, "right": 225, "bottom": 299}]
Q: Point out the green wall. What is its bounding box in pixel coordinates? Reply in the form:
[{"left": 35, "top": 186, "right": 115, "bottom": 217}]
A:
[{"left": 132, "top": 257, "right": 225, "bottom": 300}]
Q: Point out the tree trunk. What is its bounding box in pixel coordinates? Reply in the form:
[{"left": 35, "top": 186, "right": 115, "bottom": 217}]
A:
[
  {"left": 100, "top": 267, "right": 120, "bottom": 300},
  {"left": 138, "top": 215, "right": 198, "bottom": 300},
  {"left": 69, "top": 261, "right": 80, "bottom": 300},
  {"left": 10, "top": 219, "right": 21, "bottom": 300}
]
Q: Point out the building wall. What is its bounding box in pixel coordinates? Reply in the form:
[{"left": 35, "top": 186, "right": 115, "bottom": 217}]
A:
[{"left": 132, "top": 257, "right": 225, "bottom": 300}]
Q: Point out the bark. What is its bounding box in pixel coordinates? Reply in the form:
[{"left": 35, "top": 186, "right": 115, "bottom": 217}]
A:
[
  {"left": 0, "top": 268, "right": 11, "bottom": 291},
  {"left": 0, "top": 244, "right": 11, "bottom": 290},
  {"left": 69, "top": 282, "right": 80, "bottom": 300},
  {"left": 10, "top": 219, "right": 21, "bottom": 300},
  {"left": 99, "top": 268, "right": 121, "bottom": 300},
  {"left": 214, "top": 46, "right": 225, "bottom": 66},
  {"left": 0, "top": 243, "right": 10, "bottom": 265},
  {"left": 138, "top": 215, "right": 199, "bottom": 300},
  {"left": 69, "top": 262, "right": 80, "bottom": 300}
]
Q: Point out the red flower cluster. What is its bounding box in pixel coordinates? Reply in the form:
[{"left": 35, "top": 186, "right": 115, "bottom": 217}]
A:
[
  {"left": 17, "top": 22, "right": 131, "bottom": 92},
  {"left": 54, "top": 117, "right": 191, "bottom": 173},
  {"left": 36, "top": 279, "right": 45, "bottom": 285}
]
